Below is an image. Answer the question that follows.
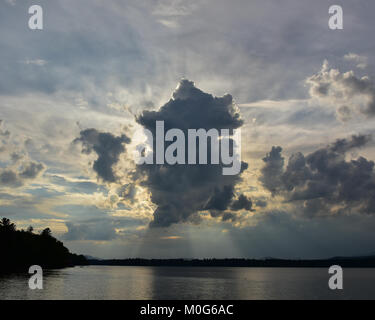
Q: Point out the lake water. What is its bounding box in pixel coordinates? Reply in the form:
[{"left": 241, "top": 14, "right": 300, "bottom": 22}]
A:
[{"left": 0, "top": 266, "right": 374, "bottom": 299}]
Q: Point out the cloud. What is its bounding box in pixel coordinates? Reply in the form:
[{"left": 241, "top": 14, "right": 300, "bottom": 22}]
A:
[
  {"left": 343, "top": 53, "right": 368, "bottom": 69},
  {"left": 62, "top": 215, "right": 147, "bottom": 241},
  {"left": 48, "top": 175, "right": 106, "bottom": 194},
  {"left": 74, "top": 129, "right": 131, "bottom": 182},
  {"left": 152, "top": 0, "right": 197, "bottom": 17},
  {"left": 0, "top": 120, "right": 10, "bottom": 138},
  {"left": 21, "top": 59, "right": 48, "bottom": 66},
  {"left": 0, "top": 161, "right": 45, "bottom": 188},
  {"left": 152, "top": 0, "right": 198, "bottom": 28},
  {"left": 0, "top": 120, "right": 11, "bottom": 153},
  {"left": 5, "top": 0, "right": 16, "bottom": 6},
  {"left": 306, "top": 60, "right": 375, "bottom": 118},
  {"left": 63, "top": 221, "right": 117, "bottom": 241},
  {"left": 259, "top": 146, "right": 284, "bottom": 195},
  {"left": 136, "top": 80, "right": 249, "bottom": 227},
  {"left": 2, "top": 1, "right": 375, "bottom": 259},
  {"left": 204, "top": 185, "right": 234, "bottom": 211},
  {"left": 0, "top": 119, "right": 45, "bottom": 187},
  {"left": 117, "top": 183, "right": 137, "bottom": 203},
  {"left": 19, "top": 162, "right": 45, "bottom": 179},
  {"left": 230, "top": 210, "right": 375, "bottom": 259},
  {"left": 260, "top": 134, "right": 375, "bottom": 217},
  {"left": 0, "top": 169, "right": 22, "bottom": 187},
  {"left": 160, "top": 235, "right": 182, "bottom": 240},
  {"left": 255, "top": 199, "right": 267, "bottom": 208},
  {"left": 10, "top": 152, "right": 23, "bottom": 162},
  {"left": 230, "top": 194, "right": 253, "bottom": 211}
]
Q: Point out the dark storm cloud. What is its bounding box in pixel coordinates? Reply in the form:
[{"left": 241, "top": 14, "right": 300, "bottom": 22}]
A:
[
  {"left": 136, "top": 80, "right": 249, "bottom": 227},
  {"left": 260, "top": 134, "right": 375, "bottom": 216},
  {"left": 0, "top": 161, "right": 45, "bottom": 188},
  {"left": 138, "top": 80, "right": 243, "bottom": 130},
  {"left": 255, "top": 199, "right": 267, "bottom": 208},
  {"left": 210, "top": 193, "right": 254, "bottom": 223},
  {"left": 0, "top": 169, "right": 21, "bottom": 187},
  {"left": 330, "top": 134, "right": 371, "bottom": 153},
  {"left": 222, "top": 212, "right": 237, "bottom": 222},
  {"left": 231, "top": 194, "right": 253, "bottom": 211},
  {"left": 259, "top": 146, "right": 284, "bottom": 195},
  {"left": 19, "top": 162, "right": 45, "bottom": 179},
  {"left": 0, "top": 120, "right": 10, "bottom": 153},
  {"left": 74, "top": 129, "right": 131, "bottom": 182},
  {"left": 204, "top": 185, "right": 234, "bottom": 211}
]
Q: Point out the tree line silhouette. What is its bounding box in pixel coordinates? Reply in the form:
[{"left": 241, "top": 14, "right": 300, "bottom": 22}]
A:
[
  {"left": 88, "top": 257, "right": 375, "bottom": 268},
  {"left": 0, "top": 217, "right": 87, "bottom": 273}
]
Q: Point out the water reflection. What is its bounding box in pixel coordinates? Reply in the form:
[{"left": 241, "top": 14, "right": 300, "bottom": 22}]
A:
[{"left": 0, "top": 266, "right": 374, "bottom": 299}]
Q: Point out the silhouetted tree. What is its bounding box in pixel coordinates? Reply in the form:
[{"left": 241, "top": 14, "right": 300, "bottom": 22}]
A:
[
  {"left": 41, "top": 228, "right": 52, "bottom": 237},
  {"left": 0, "top": 217, "right": 87, "bottom": 273},
  {"left": 0, "top": 217, "right": 16, "bottom": 232}
]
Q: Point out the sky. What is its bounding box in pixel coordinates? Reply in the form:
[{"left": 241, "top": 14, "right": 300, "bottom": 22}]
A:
[{"left": 1, "top": 0, "right": 375, "bottom": 259}]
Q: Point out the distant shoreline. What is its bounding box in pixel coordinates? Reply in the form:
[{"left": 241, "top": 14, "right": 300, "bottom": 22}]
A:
[{"left": 87, "top": 256, "right": 375, "bottom": 268}]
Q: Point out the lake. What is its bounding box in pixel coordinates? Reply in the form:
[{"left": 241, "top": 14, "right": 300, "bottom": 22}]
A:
[{"left": 0, "top": 266, "right": 374, "bottom": 299}]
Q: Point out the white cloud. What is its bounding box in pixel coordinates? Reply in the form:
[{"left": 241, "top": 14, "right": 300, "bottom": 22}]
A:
[
  {"left": 5, "top": 0, "right": 16, "bottom": 6},
  {"left": 21, "top": 59, "right": 48, "bottom": 66},
  {"left": 306, "top": 60, "right": 375, "bottom": 119},
  {"left": 344, "top": 53, "right": 368, "bottom": 69}
]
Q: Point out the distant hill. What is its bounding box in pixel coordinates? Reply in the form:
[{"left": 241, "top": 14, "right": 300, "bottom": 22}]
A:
[
  {"left": 87, "top": 256, "right": 375, "bottom": 268},
  {"left": 0, "top": 217, "right": 87, "bottom": 273},
  {"left": 329, "top": 254, "right": 375, "bottom": 260},
  {"left": 84, "top": 255, "right": 102, "bottom": 260}
]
